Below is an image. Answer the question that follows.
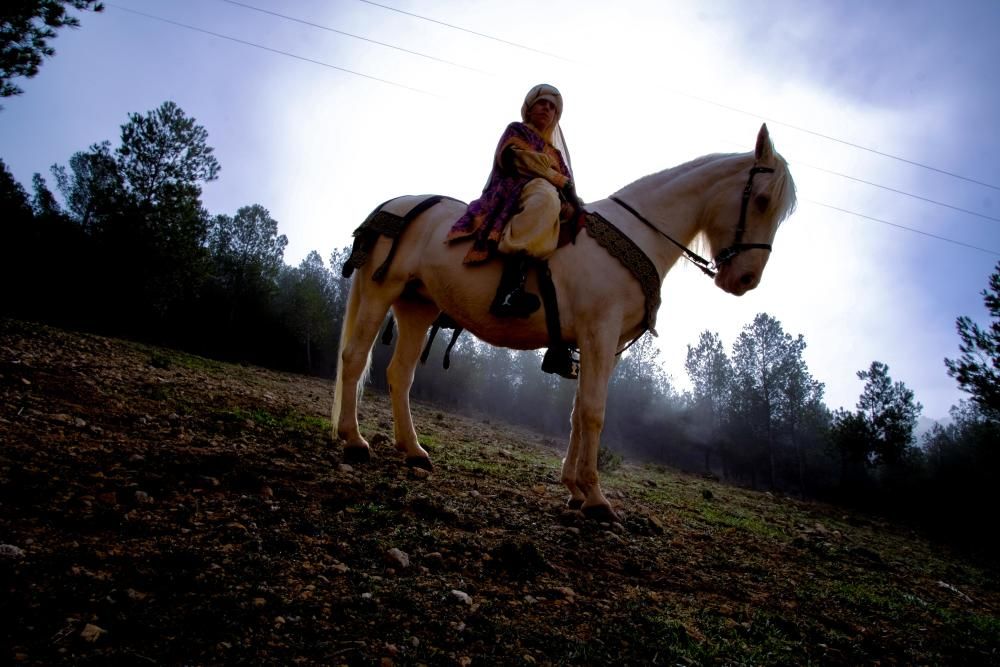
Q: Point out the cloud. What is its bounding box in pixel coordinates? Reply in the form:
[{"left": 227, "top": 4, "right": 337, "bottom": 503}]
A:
[{"left": 708, "top": 0, "right": 1000, "bottom": 114}]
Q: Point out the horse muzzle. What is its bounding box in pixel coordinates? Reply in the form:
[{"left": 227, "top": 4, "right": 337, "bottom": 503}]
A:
[{"left": 714, "top": 258, "right": 763, "bottom": 295}]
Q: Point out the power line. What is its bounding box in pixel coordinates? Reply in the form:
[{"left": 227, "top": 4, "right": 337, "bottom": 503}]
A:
[
  {"left": 805, "top": 200, "right": 1000, "bottom": 256},
  {"left": 791, "top": 160, "right": 1000, "bottom": 225},
  {"left": 355, "top": 0, "right": 1000, "bottom": 194},
  {"left": 355, "top": 0, "right": 576, "bottom": 63},
  {"left": 105, "top": 3, "right": 439, "bottom": 97},
  {"left": 222, "top": 0, "right": 1000, "bottom": 215},
  {"left": 220, "top": 0, "right": 493, "bottom": 75},
  {"left": 672, "top": 90, "right": 1000, "bottom": 193},
  {"left": 106, "top": 2, "right": 1000, "bottom": 258},
  {"left": 718, "top": 136, "right": 999, "bottom": 228}
]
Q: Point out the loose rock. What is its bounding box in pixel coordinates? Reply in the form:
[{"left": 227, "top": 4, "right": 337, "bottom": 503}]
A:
[
  {"left": 80, "top": 624, "right": 106, "bottom": 643},
  {"left": 0, "top": 544, "right": 25, "bottom": 558},
  {"left": 385, "top": 548, "right": 410, "bottom": 569}
]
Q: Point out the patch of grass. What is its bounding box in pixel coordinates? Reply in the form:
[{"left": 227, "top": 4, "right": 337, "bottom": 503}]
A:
[
  {"left": 803, "top": 578, "right": 927, "bottom": 640},
  {"left": 964, "top": 610, "right": 1000, "bottom": 637},
  {"left": 144, "top": 383, "right": 172, "bottom": 401},
  {"left": 449, "top": 458, "right": 506, "bottom": 477},
  {"left": 149, "top": 352, "right": 171, "bottom": 369},
  {"left": 628, "top": 480, "right": 683, "bottom": 508},
  {"left": 618, "top": 464, "right": 690, "bottom": 499},
  {"left": 174, "top": 354, "right": 226, "bottom": 372},
  {"left": 417, "top": 434, "right": 440, "bottom": 449},
  {"left": 511, "top": 448, "right": 561, "bottom": 471},
  {"left": 242, "top": 408, "right": 279, "bottom": 428},
  {"left": 218, "top": 407, "right": 328, "bottom": 434},
  {"left": 826, "top": 581, "right": 909, "bottom": 613},
  {"left": 278, "top": 411, "right": 330, "bottom": 434},
  {"left": 736, "top": 610, "right": 814, "bottom": 665},
  {"left": 350, "top": 502, "right": 391, "bottom": 519},
  {"left": 934, "top": 607, "right": 1000, "bottom": 655},
  {"left": 636, "top": 608, "right": 695, "bottom": 648},
  {"left": 136, "top": 343, "right": 226, "bottom": 373},
  {"left": 700, "top": 504, "right": 786, "bottom": 539},
  {"left": 551, "top": 599, "right": 819, "bottom": 666},
  {"left": 435, "top": 438, "right": 559, "bottom": 487},
  {"left": 597, "top": 445, "right": 623, "bottom": 473}
]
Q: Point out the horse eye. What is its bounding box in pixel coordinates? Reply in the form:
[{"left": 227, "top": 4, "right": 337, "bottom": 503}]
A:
[{"left": 754, "top": 194, "right": 770, "bottom": 213}]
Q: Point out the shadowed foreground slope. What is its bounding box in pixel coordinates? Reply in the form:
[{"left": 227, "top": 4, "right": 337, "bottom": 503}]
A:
[{"left": 1, "top": 319, "right": 997, "bottom": 665}]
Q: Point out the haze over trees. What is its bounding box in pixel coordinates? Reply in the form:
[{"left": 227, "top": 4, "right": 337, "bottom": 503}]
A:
[{"left": 1, "top": 99, "right": 997, "bottom": 551}]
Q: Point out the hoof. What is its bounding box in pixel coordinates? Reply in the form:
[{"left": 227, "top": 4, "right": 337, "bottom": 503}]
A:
[
  {"left": 582, "top": 504, "right": 620, "bottom": 524},
  {"left": 566, "top": 498, "right": 584, "bottom": 510},
  {"left": 405, "top": 456, "right": 433, "bottom": 471},
  {"left": 342, "top": 446, "right": 371, "bottom": 465}
]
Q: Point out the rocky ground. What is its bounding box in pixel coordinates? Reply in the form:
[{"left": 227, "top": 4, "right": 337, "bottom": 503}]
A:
[{"left": 1, "top": 318, "right": 998, "bottom": 665}]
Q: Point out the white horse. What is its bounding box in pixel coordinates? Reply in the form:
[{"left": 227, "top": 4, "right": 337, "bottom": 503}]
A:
[{"left": 333, "top": 124, "right": 796, "bottom": 521}]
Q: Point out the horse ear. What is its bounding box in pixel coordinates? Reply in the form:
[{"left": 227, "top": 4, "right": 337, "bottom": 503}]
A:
[{"left": 755, "top": 123, "right": 774, "bottom": 162}]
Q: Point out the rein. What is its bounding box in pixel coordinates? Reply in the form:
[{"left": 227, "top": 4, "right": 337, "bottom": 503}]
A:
[{"left": 610, "top": 164, "right": 775, "bottom": 279}]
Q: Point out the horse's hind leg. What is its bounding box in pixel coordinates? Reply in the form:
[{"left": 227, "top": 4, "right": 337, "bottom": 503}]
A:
[
  {"left": 387, "top": 300, "right": 439, "bottom": 469},
  {"left": 337, "top": 286, "right": 395, "bottom": 461}
]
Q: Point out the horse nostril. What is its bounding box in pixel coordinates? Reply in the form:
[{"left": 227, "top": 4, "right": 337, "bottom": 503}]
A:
[{"left": 740, "top": 273, "right": 755, "bottom": 286}]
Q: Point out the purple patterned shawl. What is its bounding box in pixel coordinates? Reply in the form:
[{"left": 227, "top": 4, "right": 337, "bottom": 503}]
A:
[{"left": 447, "top": 122, "right": 571, "bottom": 264}]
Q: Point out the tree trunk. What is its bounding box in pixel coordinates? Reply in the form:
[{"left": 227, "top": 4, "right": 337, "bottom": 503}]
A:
[
  {"left": 793, "top": 434, "right": 806, "bottom": 496},
  {"left": 768, "top": 443, "right": 777, "bottom": 489}
]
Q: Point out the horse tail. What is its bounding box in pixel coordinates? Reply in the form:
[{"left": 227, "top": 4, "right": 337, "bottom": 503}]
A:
[{"left": 331, "top": 275, "right": 372, "bottom": 436}]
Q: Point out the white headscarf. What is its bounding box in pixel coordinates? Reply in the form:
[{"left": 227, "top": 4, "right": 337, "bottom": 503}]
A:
[{"left": 521, "top": 83, "right": 573, "bottom": 176}]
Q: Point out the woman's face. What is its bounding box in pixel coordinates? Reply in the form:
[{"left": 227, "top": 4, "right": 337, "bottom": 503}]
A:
[{"left": 526, "top": 98, "right": 557, "bottom": 132}]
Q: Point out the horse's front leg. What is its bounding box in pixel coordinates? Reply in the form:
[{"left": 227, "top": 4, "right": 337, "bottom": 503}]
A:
[
  {"left": 561, "top": 391, "right": 587, "bottom": 509},
  {"left": 573, "top": 334, "right": 619, "bottom": 523},
  {"left": 386, "top": 301, "right": 439, "bottom": 469}
]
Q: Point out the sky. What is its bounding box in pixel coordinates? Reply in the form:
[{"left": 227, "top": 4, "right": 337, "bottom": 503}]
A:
[{"left": 2, "top": 0, "right": 999, "bottom": 421}]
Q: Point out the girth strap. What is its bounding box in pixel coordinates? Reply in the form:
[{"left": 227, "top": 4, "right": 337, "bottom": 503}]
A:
[
  {"left": 419, "top": 313, "right": 463, "bottom": 369},
  {"left": 382, "top": 311, "right": 464, "bottom": 369}
]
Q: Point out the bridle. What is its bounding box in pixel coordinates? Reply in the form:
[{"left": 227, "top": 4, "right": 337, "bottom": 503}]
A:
[{"left": 610, "top": 164, "right": 776, "bottom": 279}]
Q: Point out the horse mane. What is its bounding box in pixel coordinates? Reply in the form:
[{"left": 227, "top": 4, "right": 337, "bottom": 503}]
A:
[
  {"left": 612, "top": 153, "right": 735, "bottom": 198},
  {"left": 612, "top": 150, "right": 798, "bottom": 261},
  {"left": 766, "top": 154, "right": 798, "bottom": 224}
]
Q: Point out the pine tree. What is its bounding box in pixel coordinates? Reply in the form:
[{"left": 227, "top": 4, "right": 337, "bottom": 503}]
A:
[
  {"left": 945, "top": 261, "right": 1000, "bottom": 419},
  {"left": 854, "top": 361, "right": 922, "bottom": 466},
  {"left": 1, "top": 1, "right": 104, "bottom": 102}
]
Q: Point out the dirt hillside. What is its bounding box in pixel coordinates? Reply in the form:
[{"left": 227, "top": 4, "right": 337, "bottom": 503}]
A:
[{"left": 1, "top": 319, "right": 997, "bottom": 665}]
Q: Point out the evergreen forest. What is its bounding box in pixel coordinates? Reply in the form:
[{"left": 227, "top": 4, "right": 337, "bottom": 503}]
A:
[{"left": 2, "top": 100, "right": 998, "bottom": 554}]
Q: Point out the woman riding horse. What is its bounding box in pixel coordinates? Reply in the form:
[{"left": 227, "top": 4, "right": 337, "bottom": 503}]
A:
[
  {"left": 446, "top": 83, "right": 582, "bottom": 376},
  {"left": 333, "top": 116, "right": 796, "bottom": 522}
]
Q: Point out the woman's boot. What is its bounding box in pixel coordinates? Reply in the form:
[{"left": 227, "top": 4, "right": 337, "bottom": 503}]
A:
[{"left": 490, "top": 255, "right": 540, "bottom": 318}]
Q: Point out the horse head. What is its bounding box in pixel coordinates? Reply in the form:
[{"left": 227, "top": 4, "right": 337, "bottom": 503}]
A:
[{"left": 706, "top": 124, "right": 797, "bottom": 296}]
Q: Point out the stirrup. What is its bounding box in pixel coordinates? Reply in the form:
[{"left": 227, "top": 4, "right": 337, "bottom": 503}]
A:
[{"left": 542, "top": 346, "right": 579, "bottom": 380}]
